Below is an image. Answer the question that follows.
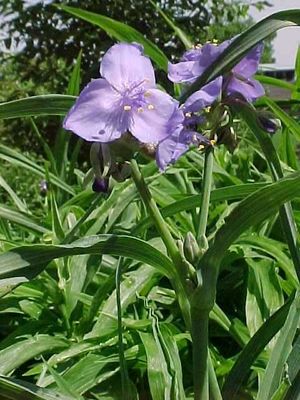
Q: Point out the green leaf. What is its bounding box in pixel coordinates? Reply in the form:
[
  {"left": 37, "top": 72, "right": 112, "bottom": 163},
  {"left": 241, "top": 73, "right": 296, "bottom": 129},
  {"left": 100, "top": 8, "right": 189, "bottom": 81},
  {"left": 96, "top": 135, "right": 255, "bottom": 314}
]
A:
[
  {"left": 87, "top": 264, "right": 160, "bottom": 339},
  {"left": 0, "top": 205, "right": 49, "bottom": 235},
  {"left": 0, "top": 235, "right": 174, "bottom": 296},
  {"left": 56, "top": 4, "right": 168, "bottom": 71},
  {"left": 0, "top": 95, "right": 75, "bottom": 119},
  {"left": 255, "top": 75, "right": 295, "bottom": 91},
  {"left": 237, "top": 103, "right": 300, "bottom": 282},
  {"left": 149, "top": 0, "right": 192, "bottom": 49},
  {"left": 0, "top": 145, "right": 75, "bottom": 195},
  {"left": 43, "top": 359, "right": 84, "bottom": 400},
  {"left": 181, "top": 9, "right": 300, "bottom": 101},
  {"left": 140, "top": 331, "right": 173, "bottom": 400},
  {"left": 292, "top": 45, "right": 300, "bottom": 100},
  {"left": 0, "top": 376, "right": 73, "bottom": 400},
  {"left": 237, "top": 235, "right": 298, "bottom": 287},
  {"left": 160, "top": 324, "right": 186, "bottom": 399},
  {"left": 67, "top": 50, "right": 82, "bottom": 96},
  {"left": 199, "top": 172, "right": 300, "bottom": 272},
  {"left": 0, "top": 335, "right": 69, "bottom": 375},
  {"left": 246, "top": 259, "right": 283, "bottom": 337},
  {"left": 0, "top": 175, "right": 27, "bottom": 213},
  {"left": 133, "top": 183, "right": 267, "bottom": 234},
  {"left": 264, "top": 96, "right": 300, "bottom": 142},
  {"left": 222, "top": 295, "right": 294, "bottom": 399},
  {"left": 257, "top": 291, "right": 300, "bottom": 400}
]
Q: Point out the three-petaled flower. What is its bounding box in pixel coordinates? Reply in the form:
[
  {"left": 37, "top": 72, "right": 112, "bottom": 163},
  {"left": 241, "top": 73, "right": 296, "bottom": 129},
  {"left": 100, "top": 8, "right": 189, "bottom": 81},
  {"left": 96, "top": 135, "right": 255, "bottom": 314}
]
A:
[
  {"left": 168, "top": 40, "right": 264, "bottom": 102},
  {"left": 64, "top": 43, "right": 178, "bottom": 144}
]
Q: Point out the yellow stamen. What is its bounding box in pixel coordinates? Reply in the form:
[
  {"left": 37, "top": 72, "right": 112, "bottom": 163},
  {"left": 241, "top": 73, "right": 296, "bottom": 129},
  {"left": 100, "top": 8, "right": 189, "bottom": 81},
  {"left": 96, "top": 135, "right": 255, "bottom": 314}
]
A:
[
  {"left": 138, "top": 107, "right": 144, "bottom": 113},
  {"left": 198, "top": 144, "right": 205, "bottom": 150},
  {"left": 212, "top": 39, "right": 218, "bottom": 44},
  {"left": 147, "top": 104, "right": 155, "bottom": 110},
  {"left": 204, "top": 106, "right": 211, "bottom": 113},
  {"left": 123, "top": 105, "right": 132, "bottom": 111},
  {"left": 210, "top": 139, "right": 216, "bottom": 146}
]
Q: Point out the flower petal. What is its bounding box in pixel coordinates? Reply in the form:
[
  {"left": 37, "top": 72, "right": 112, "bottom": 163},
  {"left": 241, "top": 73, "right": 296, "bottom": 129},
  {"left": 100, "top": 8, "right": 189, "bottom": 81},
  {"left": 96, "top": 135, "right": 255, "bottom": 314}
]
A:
[
  {"left": 168, "top": 41, "right": 230, "bottom": 83},
  {"left": 130, "top": 89, "right": 180, "bottom": 143},
  {"left": 156, "top": 125, "right": 186, "bottom": 171},
  {"left": 100, "top": 43, "right": 155, "bottom": 90},
  {"left": 168, "top": 60, "right": 204, "bottom": 83},
  {"left": 63, "top": 78, "right": 129, "bottom": 142},
  {"left": 184, "top": 77, "right": 223, "bottom": 112},
  {"left": 226, "top": 76, "right": 265, "bottom": 102},
  {"left": 233, "top": 43, "right": 263, "bottom": 78}
]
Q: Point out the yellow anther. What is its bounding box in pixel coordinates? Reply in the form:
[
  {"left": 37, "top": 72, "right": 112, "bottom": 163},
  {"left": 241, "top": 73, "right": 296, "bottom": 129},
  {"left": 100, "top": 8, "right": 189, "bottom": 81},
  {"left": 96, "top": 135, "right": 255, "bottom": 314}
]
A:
[
  {"left": 147, "top": 104, "right": 155, "bottom": 110},
  {"left": 123, "top": 105, "right": 132, "bottom": 111},
  {"left": 198, "top": 144, "right": 205, "bottom": 150},
  {"left": 138, "top": 107, "right": 144, "bottom": 113},
  {"left": 212, "top": 39, "right": 219, "bottom": 44},
  {"left": 185, "top": 112, "right": 192, "bottom": 118},
  {"left": 204, "top": 106, "right": 211, "bottom": 113},
  {"left": 210, "top": 139, "right": 216, "bottom": 146}
]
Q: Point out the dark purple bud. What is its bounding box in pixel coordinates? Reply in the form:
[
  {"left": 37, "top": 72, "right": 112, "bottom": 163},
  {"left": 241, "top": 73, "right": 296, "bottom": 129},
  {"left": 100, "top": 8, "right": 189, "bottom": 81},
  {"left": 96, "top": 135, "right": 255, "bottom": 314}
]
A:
[
  {"left": 257, "top": 114, "right": 281, "bottom": 134},
  {"left": 92, "top": 177, "right": 109, "bottom": 193}
]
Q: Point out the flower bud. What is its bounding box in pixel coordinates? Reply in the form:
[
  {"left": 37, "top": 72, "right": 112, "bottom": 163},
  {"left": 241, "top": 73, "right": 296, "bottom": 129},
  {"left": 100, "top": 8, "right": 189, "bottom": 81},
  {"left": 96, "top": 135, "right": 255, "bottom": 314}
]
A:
[
  {"left": 257, "top": 112, "right": 281, "bottom": 134},
  {"left": 92, "top": 177, "right": 109, "bottom": 193},
  {"left": 184, "top": 232, "right": 201, "bottom": 264}
]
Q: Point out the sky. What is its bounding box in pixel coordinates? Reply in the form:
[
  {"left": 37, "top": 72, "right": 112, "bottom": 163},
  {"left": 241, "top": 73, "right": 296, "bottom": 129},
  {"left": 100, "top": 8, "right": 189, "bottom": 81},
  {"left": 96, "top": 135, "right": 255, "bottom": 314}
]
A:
[{"left": 250, "top": 0, "right": 300, "bottom": 67}]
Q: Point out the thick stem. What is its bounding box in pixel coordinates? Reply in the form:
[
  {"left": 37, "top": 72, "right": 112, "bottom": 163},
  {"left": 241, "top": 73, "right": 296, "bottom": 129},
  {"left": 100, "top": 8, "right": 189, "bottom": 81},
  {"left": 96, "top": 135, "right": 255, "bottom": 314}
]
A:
[
  {"left": 192, "top": 308, "right": 210, "bottom": 400},
  {"left": 197, "top": 148, "right": 214, "bottom": 244}
]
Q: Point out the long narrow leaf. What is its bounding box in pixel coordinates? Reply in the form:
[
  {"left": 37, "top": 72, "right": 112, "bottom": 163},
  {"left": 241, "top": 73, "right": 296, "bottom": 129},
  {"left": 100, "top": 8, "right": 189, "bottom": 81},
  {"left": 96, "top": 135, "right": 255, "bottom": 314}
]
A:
[{"left": 56, "top": 4, "right": 168, "bottom": 71}]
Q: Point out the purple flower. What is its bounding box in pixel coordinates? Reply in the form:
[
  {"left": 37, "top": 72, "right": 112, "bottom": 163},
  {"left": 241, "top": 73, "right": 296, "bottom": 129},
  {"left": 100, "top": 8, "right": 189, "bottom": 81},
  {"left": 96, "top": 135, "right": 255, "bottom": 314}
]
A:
[
  {"left": 64, "top": 43, "right": 178, "bottom": 144},
  {"left": 168, "top": 41, "right": 264, "bottom": 102},
  {"left": 156, "top": 78, "right": 222, "bottom": 170},
  {"left": 168, "top": 41, "right": 230, "bottom": 84}
]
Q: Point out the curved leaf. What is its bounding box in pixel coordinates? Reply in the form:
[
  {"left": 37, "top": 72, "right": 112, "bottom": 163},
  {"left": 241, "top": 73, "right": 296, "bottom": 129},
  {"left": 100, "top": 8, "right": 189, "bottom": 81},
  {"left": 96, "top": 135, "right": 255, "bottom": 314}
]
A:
[
  {"left": 0, "top": 95, "right": 75, "bottom": 119},
  {"left": 0, "top": 235, "right": 175, "bottom": 296},
  {"left": 222, "top": 296, "right": 294, "bottom": 399},
  {"left": 0, "top": 376, "right": 73, "bottom": 400},
  {"left": 199, "top": 172, "right": 300, "bottom": 273},
  {"left": 56, "top": 4, "right": 168, "bottom": 71}
]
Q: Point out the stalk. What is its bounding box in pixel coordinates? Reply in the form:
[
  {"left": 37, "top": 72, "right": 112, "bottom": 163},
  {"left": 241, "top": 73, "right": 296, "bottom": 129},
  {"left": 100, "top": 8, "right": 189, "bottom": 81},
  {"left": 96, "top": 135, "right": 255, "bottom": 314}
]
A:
[
  {"left": 130, "top": 159, "right": 182, "bottom": 268},
  {"left": 130, "top": 159, "right": 191, "bottom": 327},
  {"left": 197, "top": 148, "right": 214, "bottom": 245},
  {"left": 191, "top": 308, "right": 210, "bottom": 400}
]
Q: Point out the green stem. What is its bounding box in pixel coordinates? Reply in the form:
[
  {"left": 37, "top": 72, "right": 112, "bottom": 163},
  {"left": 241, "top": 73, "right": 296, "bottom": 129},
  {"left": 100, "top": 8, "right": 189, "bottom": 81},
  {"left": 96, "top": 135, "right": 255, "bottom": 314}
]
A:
[
  {"left": 130, "top": 159, "right": 191, "bottom": 328},
  {"left": 191, "top": 308, "right": 210, "bottom": 400},
  {"left": 115, "top": 257, "right": 130, "bottom": 400},
  {"left": 130, "top": 159, "right": 182, "bottom": 267},
  {"left": 197, "top": 148, "right": 214, "bottom": 244}
]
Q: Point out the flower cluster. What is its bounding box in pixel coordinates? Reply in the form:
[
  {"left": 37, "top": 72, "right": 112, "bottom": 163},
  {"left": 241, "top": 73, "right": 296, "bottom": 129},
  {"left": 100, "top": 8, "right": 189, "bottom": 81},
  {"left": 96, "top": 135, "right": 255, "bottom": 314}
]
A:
[{"left": 64, "top": 40, "right": 265, "bottom": 187}]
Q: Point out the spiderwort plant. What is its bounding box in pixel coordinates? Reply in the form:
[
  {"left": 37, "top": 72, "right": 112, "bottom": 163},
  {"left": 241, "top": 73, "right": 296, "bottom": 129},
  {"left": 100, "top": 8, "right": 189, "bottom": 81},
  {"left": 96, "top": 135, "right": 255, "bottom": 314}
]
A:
[{"left": 64, "top": 38, "right": 266, "bottom": 400}]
